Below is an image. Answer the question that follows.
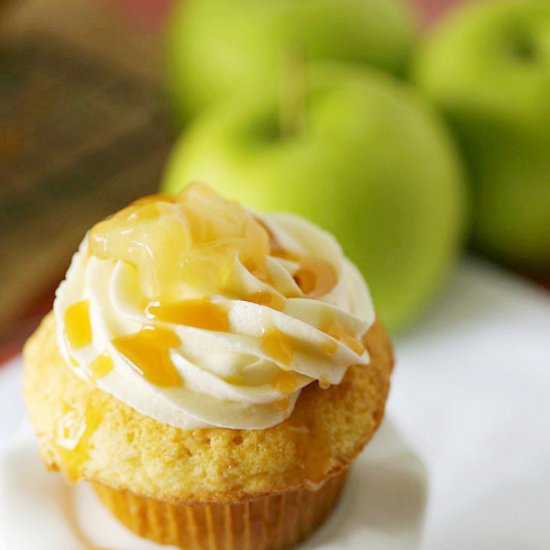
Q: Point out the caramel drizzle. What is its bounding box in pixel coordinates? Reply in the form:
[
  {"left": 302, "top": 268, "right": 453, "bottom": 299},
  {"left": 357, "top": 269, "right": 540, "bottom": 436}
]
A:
[
  {"left": 320, "top": 311, "right": 365, "bottom": 356},
  {"left": 68, "top": 189, "right": 352, "bottom": 399},
  {"left": 54, "top": 403, "right": 103, "bottom": 484},
  {"left": 260, "top": 326, "right": 294, "bottom": 367},
  {"left": 146, "top": 298, "right": 229, "bottom": 332},
  {"left": 113, "top": 326, "right": 183, "bottom": 388}
]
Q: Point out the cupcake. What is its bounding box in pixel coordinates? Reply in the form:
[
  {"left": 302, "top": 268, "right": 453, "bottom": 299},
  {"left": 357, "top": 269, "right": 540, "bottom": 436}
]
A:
[{"left": 24, "top": 183, "right": 393, "bottom": 549}]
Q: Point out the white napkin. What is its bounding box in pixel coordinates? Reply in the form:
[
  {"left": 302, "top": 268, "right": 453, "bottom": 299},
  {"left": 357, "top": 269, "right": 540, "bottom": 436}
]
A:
[
  {"left": 1, "top": 258, "right": 549, "bottom": 549},
  {"left": 0, "top": 420, "right": 426, "bottom": 550},
  {"left": 390, "top": 258, "right": 550, "bottom": 549}
]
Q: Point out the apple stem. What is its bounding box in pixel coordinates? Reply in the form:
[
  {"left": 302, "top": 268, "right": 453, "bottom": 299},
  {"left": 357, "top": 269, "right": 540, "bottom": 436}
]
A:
[{"left": 279, "top": 47, "right": 306, "bottom": 138}]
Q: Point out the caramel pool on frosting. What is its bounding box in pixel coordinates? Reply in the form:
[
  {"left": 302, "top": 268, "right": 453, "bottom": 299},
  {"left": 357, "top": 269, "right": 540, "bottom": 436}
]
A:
[
  {"left": 146, "top": 298, "right": 230, "bottom": 332},
  {"left": 88, "top": 354, "right": 114, "bottom": 382},
  {"left": 64, "top": 300, "right": 92, "bottom": 349},
  {"left": 112, "top": 326, "right": 183, "bottom": 388},
  {"left": 261, "top": 326, "right": 294, "bottom": 368}
]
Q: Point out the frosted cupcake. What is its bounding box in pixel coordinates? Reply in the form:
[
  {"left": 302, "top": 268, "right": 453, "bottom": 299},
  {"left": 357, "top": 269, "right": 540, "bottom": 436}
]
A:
[{"left": 24, "top": 184, "right": 393, "bottom": 549}]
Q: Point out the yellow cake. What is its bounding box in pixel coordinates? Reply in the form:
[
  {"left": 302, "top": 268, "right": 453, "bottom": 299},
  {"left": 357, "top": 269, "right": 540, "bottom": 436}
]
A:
[{"left": 23, "top": 184, "right": 393, "bottom": 549}]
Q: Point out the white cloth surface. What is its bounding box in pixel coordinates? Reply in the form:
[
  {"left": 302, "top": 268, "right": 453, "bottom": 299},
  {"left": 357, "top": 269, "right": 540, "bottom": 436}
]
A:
[
  {"left": 0, "top": 420, "right": 426, "bottom": 550},
  {"left": 0, "top": 356, "right": 24, "bottom": 453},
  {"left": 0, "top": 258, "right": 549, "bottom": 549},
  {"left": 389, "top": 259, "right": 550, "bottom": 549}
]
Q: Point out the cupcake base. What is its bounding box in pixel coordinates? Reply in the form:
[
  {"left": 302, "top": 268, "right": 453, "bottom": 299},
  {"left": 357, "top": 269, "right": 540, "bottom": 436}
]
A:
[{"left": 93, "top": 471, "right": 347, "bottom": 550}]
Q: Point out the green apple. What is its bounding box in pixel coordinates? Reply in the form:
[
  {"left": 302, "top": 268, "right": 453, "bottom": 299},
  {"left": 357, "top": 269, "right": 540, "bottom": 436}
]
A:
[
  {"left": 412, "top": 0, "right": 550, "bottom": 273},
  {"left": 164, "top": 0, "right": 418, "bottom": 124},
  {"left": 161, "top": 65, "right": 467, "bottom": 330}
]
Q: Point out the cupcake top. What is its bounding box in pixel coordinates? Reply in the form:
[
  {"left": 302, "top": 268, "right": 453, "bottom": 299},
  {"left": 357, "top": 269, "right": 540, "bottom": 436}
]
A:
[{"left": 54, "top": 184, "right": 375, "bottom": 430}]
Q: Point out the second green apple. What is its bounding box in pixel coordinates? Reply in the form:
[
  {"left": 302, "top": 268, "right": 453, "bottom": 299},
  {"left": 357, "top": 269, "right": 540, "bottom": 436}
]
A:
[
  {"left": 164, "top": 0, "right": 417, "bottom": 124},
  {"left": 413, "top": 0, "right": 550, "bottom": 273},
  {"left": 162, "top": 66, "right": 467, "bottom": 330}
]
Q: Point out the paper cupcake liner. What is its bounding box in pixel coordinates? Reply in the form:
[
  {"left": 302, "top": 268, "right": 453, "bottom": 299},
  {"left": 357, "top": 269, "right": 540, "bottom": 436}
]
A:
[{"left": 93, "top": 471, "right": 347, "bottom": 550}]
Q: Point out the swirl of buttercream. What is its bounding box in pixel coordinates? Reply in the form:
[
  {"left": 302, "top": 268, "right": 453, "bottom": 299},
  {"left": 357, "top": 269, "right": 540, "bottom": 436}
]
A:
[{"left": 54, "top": 185, "right": 375, "bottom": 429}]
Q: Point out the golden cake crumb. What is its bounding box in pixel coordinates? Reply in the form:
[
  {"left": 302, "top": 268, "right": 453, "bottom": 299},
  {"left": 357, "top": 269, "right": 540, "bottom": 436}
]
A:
[{"left": 23, "top": 313, "right": 392, "bottom": 505}]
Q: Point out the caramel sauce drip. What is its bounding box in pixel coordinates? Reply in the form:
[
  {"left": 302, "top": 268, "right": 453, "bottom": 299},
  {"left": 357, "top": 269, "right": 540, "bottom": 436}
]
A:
[
  {"left": 321, "top": 315, "right": 365, "bottom": 356},
  {"left": 272, "top": 370, "right": 298, "bottom": 394},
  {"left": 113, "top": 326, "right": 183, "bottom": 388},
  {"left": 146, "top": 299, "right": 229, "bottom": 332},
  {"left": 261, "top": 326, "right": 294, "bottom": 367},
  {"left": 55, "top": 404, "right": 103, "bottom": 483},
  {"left": 290, "top": 422, "right": 332, "bottom": 486},
  {"left": 64, "top": 300, "right": 92, "bottom": 349},
  {"left": 88, "top": 354, "right": 114, "bottom": 381},
  {"left": 248, "top": 290, "right": 285, "bottom": 311},
  {"left": 319, "top": 377, "right": 331, "bottom": 390}
]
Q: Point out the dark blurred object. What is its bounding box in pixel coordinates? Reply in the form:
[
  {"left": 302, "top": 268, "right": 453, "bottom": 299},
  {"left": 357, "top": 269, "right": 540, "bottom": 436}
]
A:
[{"left": 0, "top": 0, "right": 173, "bottom": 356}]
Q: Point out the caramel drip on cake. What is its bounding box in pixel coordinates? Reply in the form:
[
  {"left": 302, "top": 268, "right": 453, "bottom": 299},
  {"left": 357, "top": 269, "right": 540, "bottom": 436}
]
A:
[{"left": 54, "top": 403, "right": 103, "bottom": 483}]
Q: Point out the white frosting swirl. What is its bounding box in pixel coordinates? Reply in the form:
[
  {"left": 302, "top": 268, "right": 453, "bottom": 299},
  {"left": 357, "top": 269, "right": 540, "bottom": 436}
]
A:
[{"left": 54, "top": 195, "right": 375, "bottom": 430}]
